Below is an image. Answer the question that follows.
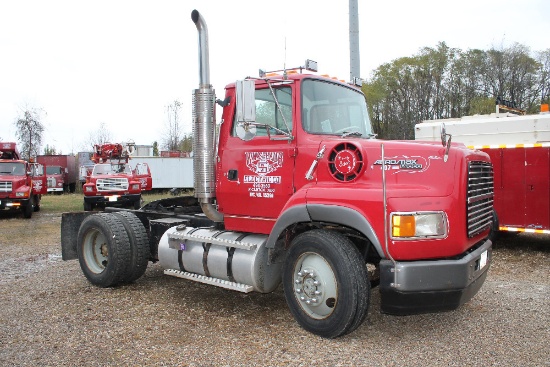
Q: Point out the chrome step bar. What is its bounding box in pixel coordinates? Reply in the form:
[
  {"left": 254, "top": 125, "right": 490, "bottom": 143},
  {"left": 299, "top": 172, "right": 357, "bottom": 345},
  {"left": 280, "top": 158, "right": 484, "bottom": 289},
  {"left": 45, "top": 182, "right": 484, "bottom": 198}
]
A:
[{"left": 164, "top": 269, "right": 254, "bottom": 293}]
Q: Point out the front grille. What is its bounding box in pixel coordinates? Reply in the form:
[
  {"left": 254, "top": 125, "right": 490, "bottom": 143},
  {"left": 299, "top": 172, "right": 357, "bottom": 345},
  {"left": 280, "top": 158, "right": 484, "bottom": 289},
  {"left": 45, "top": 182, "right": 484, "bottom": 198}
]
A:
[
  {"left": 467, "top": 161, "right": 494, "bottom": 237},
  {"left": 0, "top": 181, "right": 12, "bottom": 192},
  {"left": 47, "top": 177, "right": 56, "bottom": 188},
  {"left": 96, "top": 178, "right": 129, "bottom": 192}
]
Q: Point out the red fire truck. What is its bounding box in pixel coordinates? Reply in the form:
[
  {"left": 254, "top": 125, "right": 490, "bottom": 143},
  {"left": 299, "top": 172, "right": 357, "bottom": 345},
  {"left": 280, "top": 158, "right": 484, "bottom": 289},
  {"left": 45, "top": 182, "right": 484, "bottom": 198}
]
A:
[
  {"left": 416, "top": 101, "right": 550, "bottom": 235},
  {"left": 82, "top": 142, "right": 152, "bottom": 211},
  {"left": 60, "top": 10, "right": 494, "bottom": 338},
  {"left": 0, "top": 142, "right": 47, "bottom": 218}
]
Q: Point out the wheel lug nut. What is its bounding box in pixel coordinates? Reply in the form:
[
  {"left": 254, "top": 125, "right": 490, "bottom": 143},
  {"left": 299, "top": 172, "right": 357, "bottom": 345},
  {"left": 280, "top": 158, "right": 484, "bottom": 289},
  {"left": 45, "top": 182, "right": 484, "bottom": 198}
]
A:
[
  {"left": 314, "top": 290, "right": 321, "bottom": 295},
  {"left": 300, "top": 296, "right": 306, "bottom": 301},
  {"left": 297, "top": 271, "right": 304, "bottom": 277},
  {"left": 313, "top": 280, "right": 320, "bottom": 286},
  {"left": 306, "top": 300, "right": 311, "bottom": 305},
  {"left": 295, "top": 279, "right": 301, "bottom": 284},
  {"left": 295, "top": 288, "right": 302, "bottom": 293}
]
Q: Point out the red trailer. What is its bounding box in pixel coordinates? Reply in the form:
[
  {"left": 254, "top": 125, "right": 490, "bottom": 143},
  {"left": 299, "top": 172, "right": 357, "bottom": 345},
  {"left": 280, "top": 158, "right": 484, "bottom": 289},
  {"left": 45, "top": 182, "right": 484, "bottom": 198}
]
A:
[{"left": 416, "top": 103, "right": 550, "bottom": 235}]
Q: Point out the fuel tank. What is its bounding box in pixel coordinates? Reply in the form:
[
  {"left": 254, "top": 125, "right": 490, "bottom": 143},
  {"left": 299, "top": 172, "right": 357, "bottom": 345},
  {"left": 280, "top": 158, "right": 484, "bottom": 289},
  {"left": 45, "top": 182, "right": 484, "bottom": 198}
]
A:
[{"left": 158, "top": 226, "right": 282, "bottom": 293}]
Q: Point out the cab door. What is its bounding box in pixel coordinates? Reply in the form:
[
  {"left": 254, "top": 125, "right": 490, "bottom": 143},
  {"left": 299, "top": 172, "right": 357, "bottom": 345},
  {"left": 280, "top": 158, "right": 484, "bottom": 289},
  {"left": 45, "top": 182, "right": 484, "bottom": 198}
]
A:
[
  {"left": 29, "top": 163, "right": 47, "bottom": 195},
  {"left": 134, "top": 163, "right": 152, "bottom": 191},
  {"left": 217, "top": 84, "right": 295, "bottom": 233}
]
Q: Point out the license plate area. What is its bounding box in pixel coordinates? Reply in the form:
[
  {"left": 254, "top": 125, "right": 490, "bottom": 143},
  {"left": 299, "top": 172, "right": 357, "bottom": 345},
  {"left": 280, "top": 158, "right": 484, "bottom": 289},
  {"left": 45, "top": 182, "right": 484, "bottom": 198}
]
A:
[{"left": 476, "top": 250, "right": 488, "bottom": 271}]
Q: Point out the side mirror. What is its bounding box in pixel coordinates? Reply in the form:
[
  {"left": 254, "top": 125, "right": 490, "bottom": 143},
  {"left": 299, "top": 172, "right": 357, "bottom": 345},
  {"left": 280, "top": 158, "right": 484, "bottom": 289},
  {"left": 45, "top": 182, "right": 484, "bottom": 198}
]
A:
[
  {"left": 235, "top": 79, "right": 256, "bottom": 124},
  {"left": 235, "top": 122, "right": 257, "bottom": 141},
  {"left": 440, "top": 123, "right": 452, "bottom": 162},
  {"left": 235, "top": 79, "right": 257, "bottom": 141}
]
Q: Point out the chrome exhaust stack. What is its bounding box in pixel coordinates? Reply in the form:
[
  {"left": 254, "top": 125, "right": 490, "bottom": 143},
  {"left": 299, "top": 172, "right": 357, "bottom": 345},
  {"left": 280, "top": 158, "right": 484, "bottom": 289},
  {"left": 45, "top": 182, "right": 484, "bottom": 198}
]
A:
[{"left": 191, "top": 9, "right": 223, "bottom": 222}]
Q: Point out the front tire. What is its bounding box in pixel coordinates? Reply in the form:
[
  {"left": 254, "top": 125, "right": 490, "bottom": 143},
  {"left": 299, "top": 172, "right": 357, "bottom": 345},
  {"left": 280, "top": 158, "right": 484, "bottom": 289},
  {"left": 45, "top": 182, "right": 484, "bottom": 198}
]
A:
[
  {"left": 77, "top": 213, "right": 131, "bottom": 287},
  {"left": 84, "top": 201, "right": 93, "bottom": 211},
  {"left": 282, "top": 229, "right": 370, "bottom": 338}
]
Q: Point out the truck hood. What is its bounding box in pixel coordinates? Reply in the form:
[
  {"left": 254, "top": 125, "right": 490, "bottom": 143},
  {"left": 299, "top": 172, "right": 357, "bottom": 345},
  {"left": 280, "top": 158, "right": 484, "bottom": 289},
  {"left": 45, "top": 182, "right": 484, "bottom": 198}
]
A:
[{"left": 315, "top": 138, "right": 486, "bottom": 198}]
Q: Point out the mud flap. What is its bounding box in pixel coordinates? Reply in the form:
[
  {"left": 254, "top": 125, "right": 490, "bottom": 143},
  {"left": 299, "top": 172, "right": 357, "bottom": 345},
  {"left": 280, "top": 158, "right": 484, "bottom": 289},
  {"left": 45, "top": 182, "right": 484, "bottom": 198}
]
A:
[{"left": 61, "top": 212, "right": 94, "bottom": 260}]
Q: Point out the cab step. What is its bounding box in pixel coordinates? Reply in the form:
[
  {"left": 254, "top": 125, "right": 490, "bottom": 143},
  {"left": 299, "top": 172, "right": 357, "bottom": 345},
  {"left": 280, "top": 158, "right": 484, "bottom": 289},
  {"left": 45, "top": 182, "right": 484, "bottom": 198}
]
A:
[{"left": 164, "top": 269, "right": 254, "bottom": 293}]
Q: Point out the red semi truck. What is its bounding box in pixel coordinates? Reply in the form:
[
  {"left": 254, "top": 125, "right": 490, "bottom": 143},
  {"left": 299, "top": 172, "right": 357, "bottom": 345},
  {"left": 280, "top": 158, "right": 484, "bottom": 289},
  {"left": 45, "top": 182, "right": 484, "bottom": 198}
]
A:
[
  {"left": 60, "top": 10, "right": 494, "bottom": 338},
  {"left": 0, "top": 142, "right": 47, "bottom": 218},
  {"left": 36, "top": 154, "right": 77, "bottom": 194},
  {"left": 82, "top": 142, "right": 152, "bottom": 211},
  {"left": 416, "top": 101, "right": 550, "bottom": 235}
]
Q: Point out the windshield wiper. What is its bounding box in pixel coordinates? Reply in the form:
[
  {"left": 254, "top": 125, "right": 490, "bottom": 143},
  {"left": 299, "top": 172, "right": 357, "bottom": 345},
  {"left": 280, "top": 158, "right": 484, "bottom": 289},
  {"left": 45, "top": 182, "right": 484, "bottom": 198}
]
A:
[{"left": 341, "top": 131, "right": 363, "bottom": 138}]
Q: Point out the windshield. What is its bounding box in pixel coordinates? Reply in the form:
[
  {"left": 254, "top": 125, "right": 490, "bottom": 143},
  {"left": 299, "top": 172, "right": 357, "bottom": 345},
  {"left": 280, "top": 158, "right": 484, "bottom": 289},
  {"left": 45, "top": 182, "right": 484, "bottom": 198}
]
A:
[
  {"left": 0, "top": 162, "right": 26, "bottom": 176},
  {"left": 92, "top": 163, "right": 131, "bottom": 175},
  {"left": 46, "top": 166, "right": 63, "bottom": 175},
  {"left": 301, "top": 79, "right": 373, "bottom": 137}
]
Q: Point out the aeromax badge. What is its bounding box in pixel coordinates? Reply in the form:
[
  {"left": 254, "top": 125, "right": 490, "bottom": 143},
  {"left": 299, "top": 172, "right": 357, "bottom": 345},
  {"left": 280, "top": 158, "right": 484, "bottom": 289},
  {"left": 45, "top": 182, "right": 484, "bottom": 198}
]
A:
[{"left": 372, "top": 155, "right": 435, "bottom": 174}]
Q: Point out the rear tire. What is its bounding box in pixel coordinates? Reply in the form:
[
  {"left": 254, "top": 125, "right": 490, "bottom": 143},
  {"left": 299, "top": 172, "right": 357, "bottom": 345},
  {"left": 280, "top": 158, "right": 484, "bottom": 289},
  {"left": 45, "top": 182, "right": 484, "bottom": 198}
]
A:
[
  {"left": 113, "top": 211, "right": 150, "bottom": 283},
  {"left": 282, "top": 229, "right": 370, "bottom": 338},
  {"left": 23, "top": 197, "right": 33, "bottom": 218},
  {"left": 84, "top": 201, "right": 93, "bottom": 211},
  {"left": 77, "top": 213, "right": 132, "bottom": 287},
  {"left": 33, "top": 195, "right": 41, "bottom": 212}
]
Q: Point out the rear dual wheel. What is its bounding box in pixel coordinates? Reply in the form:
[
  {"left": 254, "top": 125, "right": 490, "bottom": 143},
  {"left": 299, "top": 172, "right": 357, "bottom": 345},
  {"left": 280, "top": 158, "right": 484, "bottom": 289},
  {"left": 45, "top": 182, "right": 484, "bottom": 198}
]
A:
[
  {"left": 282, "top": 229, "right": 370, "bottom": 338},
  {"left": 77, "top": 212, "right": 149, "bottom": 287}
]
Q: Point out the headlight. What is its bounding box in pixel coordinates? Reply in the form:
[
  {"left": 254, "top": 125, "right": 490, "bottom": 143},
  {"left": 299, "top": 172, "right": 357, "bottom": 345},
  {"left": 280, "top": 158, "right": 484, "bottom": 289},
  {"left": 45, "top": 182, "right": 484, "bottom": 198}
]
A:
[
  {"left": 131, "top": 184, "right": 140, "bottom": 190},
  {"left": 16, "top": 192, "right": 28, "bottom": 197},
  {"left": 85, "top": 186, "right": 94, "bottom": 192},
  {"left": 391, "top": 211, "right": 447, "bottom": 239}
]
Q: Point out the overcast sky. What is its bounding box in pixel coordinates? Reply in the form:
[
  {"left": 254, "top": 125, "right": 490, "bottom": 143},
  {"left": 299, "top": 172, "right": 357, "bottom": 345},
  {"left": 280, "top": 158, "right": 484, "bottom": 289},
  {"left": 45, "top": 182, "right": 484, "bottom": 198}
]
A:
[{"left": 1, "top": 0, "right": 548, "bottom": 155}]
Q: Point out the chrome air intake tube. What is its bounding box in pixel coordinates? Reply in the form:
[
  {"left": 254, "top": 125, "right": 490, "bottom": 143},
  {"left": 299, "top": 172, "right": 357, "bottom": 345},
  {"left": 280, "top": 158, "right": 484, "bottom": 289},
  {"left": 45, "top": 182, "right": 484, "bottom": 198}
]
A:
[{"left": 191, "top": 9, "right": 223, "bottom": 222}]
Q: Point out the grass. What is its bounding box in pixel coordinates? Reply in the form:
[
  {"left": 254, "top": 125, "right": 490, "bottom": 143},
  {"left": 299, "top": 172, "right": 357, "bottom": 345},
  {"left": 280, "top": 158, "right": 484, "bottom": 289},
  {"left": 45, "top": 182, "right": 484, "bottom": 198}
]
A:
[{"left": 39, "top": 191, "right": 181, "bottom": 213}]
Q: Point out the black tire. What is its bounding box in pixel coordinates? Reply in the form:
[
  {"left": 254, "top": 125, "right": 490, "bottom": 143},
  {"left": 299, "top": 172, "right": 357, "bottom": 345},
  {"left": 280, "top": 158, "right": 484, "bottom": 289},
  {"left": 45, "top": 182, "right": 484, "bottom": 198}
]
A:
[
  {"left": 113, "top": 211, "right": 150, "bottom": 283},
  {"left": 33, "top": 195, "right": 41, "bottom": 212},
  {"left": 489, "top": 209, "right": 499, "bottom": 245},
  {"left": 282, "top": 229, "right": 370, "bottom": 338},
  {"left": 23, "top": 197, "right": 33, "bottom": 219},
  {"left": 76, "top": 213, "right": 132, "bottom": 287},
  {"left": 84, "top": 201, "right": 93, "bottom": 211}
]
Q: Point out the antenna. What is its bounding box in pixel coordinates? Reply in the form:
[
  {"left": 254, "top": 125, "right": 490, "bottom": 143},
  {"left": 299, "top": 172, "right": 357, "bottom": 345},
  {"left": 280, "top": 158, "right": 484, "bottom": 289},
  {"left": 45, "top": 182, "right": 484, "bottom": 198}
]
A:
[{"left": 284, "top": 36, "right": 287, "bottom": 77}]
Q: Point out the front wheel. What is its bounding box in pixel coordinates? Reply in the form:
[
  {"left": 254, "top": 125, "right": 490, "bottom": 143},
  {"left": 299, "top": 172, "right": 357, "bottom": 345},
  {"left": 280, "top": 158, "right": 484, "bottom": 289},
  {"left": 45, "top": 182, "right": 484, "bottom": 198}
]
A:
[{"left": 282, "top": 229, "right": 370, "bottom": 338}]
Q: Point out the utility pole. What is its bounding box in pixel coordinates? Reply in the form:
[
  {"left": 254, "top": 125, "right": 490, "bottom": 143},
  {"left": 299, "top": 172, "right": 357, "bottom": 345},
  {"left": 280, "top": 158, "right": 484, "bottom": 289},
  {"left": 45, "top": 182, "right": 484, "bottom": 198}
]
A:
[{"left": 349, "top": 0, "right": 360, "bottom": 82}]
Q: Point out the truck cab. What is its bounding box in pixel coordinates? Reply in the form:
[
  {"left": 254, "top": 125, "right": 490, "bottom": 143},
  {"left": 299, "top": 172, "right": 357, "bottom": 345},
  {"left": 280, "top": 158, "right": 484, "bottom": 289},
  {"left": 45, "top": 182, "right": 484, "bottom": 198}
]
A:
[
  {"left": 0, "top": 142, "right": 47, "bottom": 218},
  {"left": 214, "top": 72, "right": 493, "bottom": 311}
]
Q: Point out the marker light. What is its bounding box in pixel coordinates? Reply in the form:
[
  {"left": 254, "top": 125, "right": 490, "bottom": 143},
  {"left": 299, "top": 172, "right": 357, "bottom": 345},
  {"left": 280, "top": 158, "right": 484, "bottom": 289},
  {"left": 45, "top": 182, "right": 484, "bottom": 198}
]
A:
[{"left": 391, "top": 212, "right": 447, "bottom": 239}]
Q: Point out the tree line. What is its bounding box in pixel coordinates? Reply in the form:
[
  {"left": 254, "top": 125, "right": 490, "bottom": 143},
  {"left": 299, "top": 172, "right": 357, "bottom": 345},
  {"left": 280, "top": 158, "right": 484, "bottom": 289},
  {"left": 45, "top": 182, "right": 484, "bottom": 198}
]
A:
[{"left": 363, "top": 42, "right": 550, "bottom": 140}]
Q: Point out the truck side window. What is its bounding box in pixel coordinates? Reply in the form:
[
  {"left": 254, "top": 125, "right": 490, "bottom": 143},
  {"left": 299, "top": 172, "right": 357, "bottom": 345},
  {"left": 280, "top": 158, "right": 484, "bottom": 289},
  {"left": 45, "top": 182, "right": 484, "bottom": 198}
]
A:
[{"left": 233, "top": 86, "right": 292, "bottom": 137}]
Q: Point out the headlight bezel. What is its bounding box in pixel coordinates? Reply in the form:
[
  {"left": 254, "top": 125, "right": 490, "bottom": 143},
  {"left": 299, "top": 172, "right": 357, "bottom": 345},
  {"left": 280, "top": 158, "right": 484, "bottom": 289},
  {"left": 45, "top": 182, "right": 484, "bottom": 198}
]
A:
[{"left": 390, "top": 211, "right": 448, "bottom": 240}]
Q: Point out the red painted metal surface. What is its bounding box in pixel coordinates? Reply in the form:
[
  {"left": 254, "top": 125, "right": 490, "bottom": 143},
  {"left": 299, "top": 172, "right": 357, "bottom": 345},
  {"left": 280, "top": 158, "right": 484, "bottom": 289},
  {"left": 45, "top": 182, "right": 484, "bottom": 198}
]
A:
[{"left": 487, "top": 147, "right": 550, "bottom": 232}]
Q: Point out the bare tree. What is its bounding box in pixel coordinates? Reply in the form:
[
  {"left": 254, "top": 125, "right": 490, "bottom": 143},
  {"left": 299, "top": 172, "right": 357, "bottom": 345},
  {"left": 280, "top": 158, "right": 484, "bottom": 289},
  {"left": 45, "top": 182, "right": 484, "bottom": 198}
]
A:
[
  {"left": 86, "top": 122, "right": 113, "bottom": 149},
  {"left": 162, "top": 100, "right": 182, "bottom": 151},
  {"left": 15, "top": 107, "right": 45, "bottom": 160}
]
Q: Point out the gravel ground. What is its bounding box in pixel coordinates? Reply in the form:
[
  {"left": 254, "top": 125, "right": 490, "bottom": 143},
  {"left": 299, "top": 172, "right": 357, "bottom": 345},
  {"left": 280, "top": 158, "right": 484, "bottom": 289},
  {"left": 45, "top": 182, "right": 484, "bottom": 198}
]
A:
[{"left": 0, "top": 211, "right": 549, "bottom": 367}]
